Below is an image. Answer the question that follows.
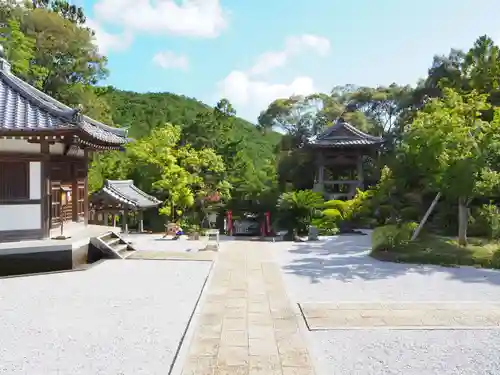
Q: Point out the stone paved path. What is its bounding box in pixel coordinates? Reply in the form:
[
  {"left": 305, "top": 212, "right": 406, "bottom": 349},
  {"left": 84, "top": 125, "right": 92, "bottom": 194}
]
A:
[
  {"left": 181, "top": 242, "right": 316, "bottom": 375},
  {"left": 300, "top": 302, "right": 500, "bottom": 329}
]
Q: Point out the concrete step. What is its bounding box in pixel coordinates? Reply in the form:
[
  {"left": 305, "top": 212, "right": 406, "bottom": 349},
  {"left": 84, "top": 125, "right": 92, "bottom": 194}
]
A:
[{"left": 89, "top": 231, "right": 137, "bottom": 261}]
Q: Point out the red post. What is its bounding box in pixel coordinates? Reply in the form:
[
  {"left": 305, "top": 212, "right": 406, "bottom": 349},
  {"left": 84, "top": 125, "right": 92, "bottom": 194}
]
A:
[
  {"left": 265, "top": 211, "right": 271, "bottom": 236},
  {"left": 227, "top": 210, "right": 233, "bottom": 235}
]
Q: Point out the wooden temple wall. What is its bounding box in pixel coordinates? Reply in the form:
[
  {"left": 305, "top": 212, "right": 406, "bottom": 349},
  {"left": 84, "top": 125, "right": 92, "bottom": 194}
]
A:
[
  {"left": 49, "top": 160, "right": 86, "bottom": 228},
  {"left": 0, "top": 139, "right": 89, "bottom": 241},
  {"left": 0, "top": 158, "right": 42, "bottom": 241}
]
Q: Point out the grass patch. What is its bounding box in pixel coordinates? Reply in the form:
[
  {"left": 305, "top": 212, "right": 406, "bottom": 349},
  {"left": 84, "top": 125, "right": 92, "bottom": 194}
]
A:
[{"left": 371, "top": 234, "right": 500, "bottom": 269}]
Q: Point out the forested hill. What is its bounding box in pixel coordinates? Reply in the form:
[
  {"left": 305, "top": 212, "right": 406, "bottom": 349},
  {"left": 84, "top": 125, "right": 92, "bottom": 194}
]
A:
[{"left": 101, "top": 87, "right": 281, "bottom": 146}]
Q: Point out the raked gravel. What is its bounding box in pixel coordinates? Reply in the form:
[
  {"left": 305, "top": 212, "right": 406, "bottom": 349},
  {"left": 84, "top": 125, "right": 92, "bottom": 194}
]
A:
[
  {"left": 0, "top": 259, "right": 211, "bottom": 375},
  {"left": 275, "top": 233, "right": 500, "bottom": 302},
  {"left": 272, "top": 233, "right": 500, "bottom": 375},
  {"left": 309, "top": 329, "right": 500, "bottom": 375}
]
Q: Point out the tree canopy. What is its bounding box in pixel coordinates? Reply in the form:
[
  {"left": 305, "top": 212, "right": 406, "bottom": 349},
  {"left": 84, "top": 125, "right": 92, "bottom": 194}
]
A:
[{"left": 2, "top": 0, "right": 500, "bottom": 241}]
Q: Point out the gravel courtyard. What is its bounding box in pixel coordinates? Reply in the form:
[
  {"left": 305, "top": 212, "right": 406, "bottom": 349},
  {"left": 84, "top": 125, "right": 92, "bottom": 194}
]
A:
[
  {"left": 274, "top": 233, "right": 500, "bottom": 375},
  {"left": 0, "top": 259, "right": 211, "bottom": 375}
]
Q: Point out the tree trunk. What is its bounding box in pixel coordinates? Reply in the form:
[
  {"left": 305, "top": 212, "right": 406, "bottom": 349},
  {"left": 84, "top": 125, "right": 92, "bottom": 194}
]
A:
[
  {"left": 458, "top": 197, "right": 468, "bottom": 247},
  {"left": 411, "top": 192, "right": 441, "bottom": 241}
]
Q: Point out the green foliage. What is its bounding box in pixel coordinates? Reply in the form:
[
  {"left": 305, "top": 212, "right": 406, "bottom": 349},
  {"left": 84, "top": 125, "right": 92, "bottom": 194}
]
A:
[
  {"left": 346, "top": 189, "right": 374, "bottom": 223},
  {"left": 372, "top": 222, "right": 418, "bottom": 252},
  {"left": 402, "top": 89, "right": 500, "bottom": 198},
  {"left": 7, "top": 3, "right": 500, "bottom": 241},
  {"left": 100, "top": 89, "right": 280, "bottom": 210},
  {"left": 88, "top": 151, "right": 130, "bottom": 193},
  {"left": 276, "top": 190, "right": 324, "bottom": 235},
  {"left": 311, "top": 208, "right": 342, "bottom": 236},
  {"left": 400, "top": 206, "right": 421, "bottom": 222},
  {"left": 400, "top": 88, "right": 500, "bottom": 245},
  {"left": 323, "top": 200, "right": 349, "bottom": 213},
  {"left": 322, "top": 208, "right": 342, "bottom": 219},
  {"left": 469, "top": 203, "right": 500, "bottom": 239},
  {"left": 126, "top": 124, "right": 230, "bottom": 219},
  {"left": 321, "top": 190, "right": 374, "bottom": 230}
]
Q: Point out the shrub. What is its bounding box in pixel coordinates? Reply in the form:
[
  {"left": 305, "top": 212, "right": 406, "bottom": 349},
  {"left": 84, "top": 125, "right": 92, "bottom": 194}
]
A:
[
  {"left": 311, "top": 217, "right": 339, "bottom": 235},
  {"left": 377, "top": 205, "right": 393, "bottom": 224},
  {"left": 277, "top": 190, "right": 324, "bottom": 235},
  {"left": 323, "top": 200, "right": 349, "bottom": 215},
  {"left": 322, "top": 208, "right": 342, "bottom": 220},
  {"left": 469, "top": 203, "right": 500, "bottom": 239},
  {"left": 311, "top": 208, "right": 342, "bottom": 235},
  {"left": 400, "top": 206, "right": 421, "bottom": 221},
  {"left": 372, "top": 222, "right": 418, "bottom": 252}
]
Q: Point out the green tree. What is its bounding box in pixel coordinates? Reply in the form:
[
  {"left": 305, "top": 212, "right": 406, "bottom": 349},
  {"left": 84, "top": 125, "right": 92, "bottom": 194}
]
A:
[
  {"left": 0, "top": 4, "right": 110, "bottom": 121},
  {"left": 0, "top": 18, "right": 39, "bottom": 78},
  {"left": 127, "top": 124, "right": 230, "bottom": 221},
  {"left": 401, "top": 88, "right": 500, "bottom": 246},
  {"left": 276, "top": 190, "right": 324, "bottom": 236}
]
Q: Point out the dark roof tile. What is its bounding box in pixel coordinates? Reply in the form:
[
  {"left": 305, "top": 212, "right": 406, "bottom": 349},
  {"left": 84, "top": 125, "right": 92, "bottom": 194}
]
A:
[
  {"left": 92, "top": 180, "right": 162, "bottom": 209},
  {"left": 0, "top": 68, "right": 129, "bottom": 146},
  {"left": 310, "top": 120, "right": 384, "bottom": 148}
]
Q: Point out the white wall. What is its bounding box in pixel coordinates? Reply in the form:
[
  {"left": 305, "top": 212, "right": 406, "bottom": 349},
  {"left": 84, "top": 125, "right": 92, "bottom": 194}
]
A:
[
  {"left": 0, "top": 160, "right": 42, "bottom": 232},
  {"left": 0, "top": 139, "right": 40, "bottom": 153},
  {"left": 50, "top": 143, "right": 84, "bottom": 157},
  {"left": 29, "top": 161, "right": 41, "bottom": 200},
  {"left": 49, "top": 143, "right": 64, "bottom": 155},
  {"left": 0, "top": 139, "right": 84, "bottom": 156},
  {"left": 0, "top": 205, "right": 41, "bottom": 231}
]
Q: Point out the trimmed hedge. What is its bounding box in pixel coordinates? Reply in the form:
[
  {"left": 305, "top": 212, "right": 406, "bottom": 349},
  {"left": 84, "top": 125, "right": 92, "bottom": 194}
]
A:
[{"left": 372, "top": 222, "right": 418, "bottom": 252}]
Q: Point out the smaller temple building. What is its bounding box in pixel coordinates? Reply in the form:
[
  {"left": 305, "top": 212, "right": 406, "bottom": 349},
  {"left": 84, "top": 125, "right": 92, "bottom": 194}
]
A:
[
  {"left": 90, "top": 180, "right": 161, "bottom": 233},
  {"left": 308, "top": 119, "right": 384, "bottom": 200}
]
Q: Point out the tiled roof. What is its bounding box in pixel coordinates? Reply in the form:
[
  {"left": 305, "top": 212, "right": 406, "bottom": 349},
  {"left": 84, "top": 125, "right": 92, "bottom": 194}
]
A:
[
  {"left": 0, "top": 68, "right": 129, "bottom": 146},
  {"left": 310, "top": 120, "right": 384, "bottom": 148},
  {"left": 92, "top": 180, "right": 162, "bottom": 209}
]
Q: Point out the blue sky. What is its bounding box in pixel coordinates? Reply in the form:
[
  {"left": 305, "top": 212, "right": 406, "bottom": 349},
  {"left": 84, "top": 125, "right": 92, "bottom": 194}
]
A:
[{"left": 79, "top": 0, "right": 500, "bottom": 123}]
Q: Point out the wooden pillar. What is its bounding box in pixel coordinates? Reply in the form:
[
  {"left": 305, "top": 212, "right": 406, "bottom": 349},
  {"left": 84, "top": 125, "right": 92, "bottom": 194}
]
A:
[
  {"left": 40, "top": 141, "right": 51, "bottom": 239},
  {"left": 122, "top": 207, "right": 129, "bottom": 233},
  {"left": 103, "top": 211, "right": 109, "bottom": 226},
  {"left": 357, "top": 154, "right": 364, "bottom": 189},
  {"left": 83, "top": 149, "right": 89, "bottom": 226},
  {"left": 71, "top": 162, "right": 78, "bottom": 222},
  {"left": 138, "top": 210, "right": 144, "bottom": 233},
  {"left": 318, "top": 153, "right": 324, "bottom": 185}
]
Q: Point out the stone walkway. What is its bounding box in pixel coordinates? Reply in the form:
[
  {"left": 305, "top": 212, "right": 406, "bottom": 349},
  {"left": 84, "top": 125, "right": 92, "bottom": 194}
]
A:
[
  {"left": 300, "top": 302, "right": 500, "bottom": 329},
  {"left": 181, "top": 242, "right": 316, "bottom": 375}
]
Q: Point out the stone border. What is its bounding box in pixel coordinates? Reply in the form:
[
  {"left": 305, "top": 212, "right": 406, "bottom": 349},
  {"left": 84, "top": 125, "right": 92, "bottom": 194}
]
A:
[
  {"left": 299, "top": 302, "right": 500, "bottom": 330},
  {"left": 168, "top": 260, "right": 215, "bottom": 375},
  {"left": 169, "top": 253, "right": 219, "bottom": 375}
]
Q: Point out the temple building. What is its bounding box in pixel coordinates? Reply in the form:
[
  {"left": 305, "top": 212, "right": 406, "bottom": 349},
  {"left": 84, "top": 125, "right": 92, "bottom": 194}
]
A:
[
  {"left": 0, "top": 47, "right": 129, "bottom": 242},
  {"left": 90, "top": 179, "right": 162, "bottom": 233},
  {"left": 308, "top": 119, "right": 384, "bottom": 200}
]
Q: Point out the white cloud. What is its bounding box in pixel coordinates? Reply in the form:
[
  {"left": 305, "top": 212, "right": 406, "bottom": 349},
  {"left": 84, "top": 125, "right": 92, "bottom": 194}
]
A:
[
  {"left": 218, "top": 71, "right": 316, "bottom": 111},
  {"left": 249, "top": 34, "right": 330, "bottom": 75},
  {"left": 216, "top": 34, "right": 330, "bottom": 121},
  {"left": 86, "top": 19, "right": 133, "bottom": 54},
  {"left": 93, "top": 0, "right": 228, "bottom": 38},
  {"left": 152, "top": 51, "right": 189, "bottom": 70}
]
